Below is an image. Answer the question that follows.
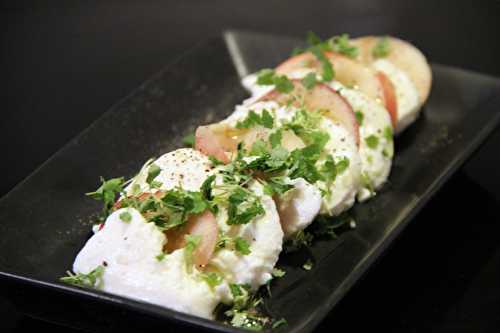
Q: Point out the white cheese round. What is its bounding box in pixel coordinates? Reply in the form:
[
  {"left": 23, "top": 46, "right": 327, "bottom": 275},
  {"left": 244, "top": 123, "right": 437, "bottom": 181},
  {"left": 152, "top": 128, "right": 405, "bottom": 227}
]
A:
[
  {"left": 73, "top": 208, "right": 221, "bottom": 319},
  {"left": 372, "top": 59, "right": 421, "bottom": 134},
  {"left": 329, "top": 81, "right": 393, "bottom": 201},
  {"left": 209, "top": 180, "right": 283, "bottom": 291}
]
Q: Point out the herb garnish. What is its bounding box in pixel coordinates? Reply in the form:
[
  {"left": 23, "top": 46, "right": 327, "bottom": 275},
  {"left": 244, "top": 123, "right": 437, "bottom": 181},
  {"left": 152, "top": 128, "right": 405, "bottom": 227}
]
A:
[
  {"left": 271, "top": 267, "right": 286, "bottom": 278},
  {"left": 200, "top": 271, "right": 223, "bottom": 289},
  {"left": 234, "top": 237, "right": 252, "bottom": 255},
  {"left": 119, "top": 188, "right": 210, "bottom": 231},
  {"left": 227, "top": 187, "right": 265, "bottom": 225},
  {"left": 222, "top": 284, "right": 268, "bottom": 331},
  {"left": 355, "top": 111, "right": 364, "bottom": 125},
  {"left": 301, "top": 72, "right": 318, "bottom": 90},
  {"left": 182, "top": 132, "right": 195, "bottom": 147},
  {"left": 60, "top": 265, "right": 105, "bottom": 288},
  {"left": 236, "top": 109, "right": 274, "bottom": 129},
  {"left": 331, "top": 33, "right": 359, "bottom": 58},
  {"left": 302, "top": 259, "right": 313, "bottom": 271},
  {"left": 184, "top": 234, "right": 201, "bottom": 272},
  {"left": 119, "top": 211, "right": 132, "bottom": 223},
  {"left": 256, "top": 69, "right": 294, "bottom": 93},
  {"left": 86, "top": 177, "right": 125, "bottom": 222},
  {"left": 310, "top": 46, "right": 334, "bottom": 82},
  {"left": 372, "top": 36, "right": 390, "bottom": 58},
  {"left": 365, "top": 135, "right": 380, "bottom": 149},
  {"left": 146, "top": 164, "right": 161, "bottom": 185},
  {"left": 384, "top": 126, "right": 393, "bottom": 141}
]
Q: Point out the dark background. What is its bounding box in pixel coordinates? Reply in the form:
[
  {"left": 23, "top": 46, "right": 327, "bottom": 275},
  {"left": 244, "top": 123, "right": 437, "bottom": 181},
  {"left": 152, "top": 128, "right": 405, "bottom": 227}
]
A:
[{"left": 2, "top": 1, "right": 500, "bottom": 331}]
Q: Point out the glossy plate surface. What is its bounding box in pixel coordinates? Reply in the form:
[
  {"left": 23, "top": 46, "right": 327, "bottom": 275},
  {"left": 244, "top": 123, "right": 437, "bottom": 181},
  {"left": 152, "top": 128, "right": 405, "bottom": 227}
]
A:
[{"left": 1, "top": 31, "right": 500, "bottom": 332}]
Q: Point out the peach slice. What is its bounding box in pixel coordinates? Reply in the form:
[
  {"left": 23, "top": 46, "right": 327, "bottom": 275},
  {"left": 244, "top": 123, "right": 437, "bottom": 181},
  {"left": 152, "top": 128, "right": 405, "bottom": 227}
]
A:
[
  {"left": 258, "top": 80, "right": 359, "bottom": 146},
  {"left": 115, "top": 192, "right": 218, "bottom": 269},
  {"left": 275, "top": 51, "right": 396, "bottom": 126},
  {"left": 275, "top": 51, "right": 385, "bottom": 104},
  {"left": 352, "top": 36, "right": 432, "bottom": 103},
  {"left": 164, "top": 210, "right": 218, "bottom": 268},
  {"left": 195, "top": 125, "right": 236, "bottom": 164}
]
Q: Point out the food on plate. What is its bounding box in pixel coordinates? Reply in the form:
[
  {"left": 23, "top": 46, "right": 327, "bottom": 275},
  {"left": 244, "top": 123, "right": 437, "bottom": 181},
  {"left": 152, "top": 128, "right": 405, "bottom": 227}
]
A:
[
  {"left": 351, "top": 36, "right": 432, "bottom": 132},
  {"left": 62, "top": 31, "right": 431, "bottom": 331}
]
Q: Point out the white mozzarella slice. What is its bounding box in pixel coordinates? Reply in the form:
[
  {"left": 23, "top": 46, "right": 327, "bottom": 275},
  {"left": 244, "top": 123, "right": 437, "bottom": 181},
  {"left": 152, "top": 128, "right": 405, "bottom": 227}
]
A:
[
  {"left": 226, "top": 101, "right": 361, "bottom": 217},
  {"left": 209, "top": 180, "right": 283, "bottom": 290},
  {"left": 126, "top": 148, "right": 213, "bottom": 195},
  {"left": 329, "top": 81, "right": 394, "bottom": 200},
  {"left": 316, "top": 117, "right": 362, "bottom": 215},
  {"left": 73, "top": 208, "right": 221, "bottom": 319},
  {"left": 276, "top": 177, "right": 322, "bottom": 237},
  {"left": 372, "top": 59, "right": 421, "bottom": 133}
]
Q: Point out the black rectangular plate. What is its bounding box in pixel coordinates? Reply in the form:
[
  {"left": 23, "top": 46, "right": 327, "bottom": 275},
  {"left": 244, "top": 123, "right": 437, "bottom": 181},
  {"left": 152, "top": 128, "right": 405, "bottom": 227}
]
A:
[{"left": 2, "top": 30, "right": 500, "bottom": 333}]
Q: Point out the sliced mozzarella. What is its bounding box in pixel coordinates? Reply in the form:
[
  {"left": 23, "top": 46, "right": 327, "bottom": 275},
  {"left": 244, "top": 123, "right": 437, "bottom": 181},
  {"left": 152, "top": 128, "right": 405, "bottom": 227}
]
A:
[
  {"left": 372, "top": 59, "right": 420, "bottom": 134},
  {"left": 126, "top": 148, "right": 213, "bottom": 195},
  {"left": 209, "top": 179, "right": 283, "bottom": 291},
  {"left": 329, "top": 81, "right": 393, "bottom": 201},
  {"left": 276, "top": 177, "right": 322, "bottom": 237},
  {"left": 226, "top": 100, "right": 361, "bottom": 217},
  {"left": 73, "top": 208, "right": 221, "bottom": 319},
  {"left": 115, "top": 148, "right": 283, "bottom": 302},
  {"left": 316, "top": 116, "right": 361, "bottom": 215}
]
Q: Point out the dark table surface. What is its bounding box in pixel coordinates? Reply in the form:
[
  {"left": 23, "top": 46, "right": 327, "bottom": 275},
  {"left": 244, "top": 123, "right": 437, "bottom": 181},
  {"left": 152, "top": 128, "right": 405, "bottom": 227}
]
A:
[{"left": 2, "top": 1, "right": 500, "bottom": 332}]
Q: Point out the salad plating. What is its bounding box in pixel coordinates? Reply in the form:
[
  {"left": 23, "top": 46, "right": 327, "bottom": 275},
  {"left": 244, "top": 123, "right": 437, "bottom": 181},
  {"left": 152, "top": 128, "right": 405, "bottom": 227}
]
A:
[{"left": 62, "top": 32, "right": 431, "bottom": 330}]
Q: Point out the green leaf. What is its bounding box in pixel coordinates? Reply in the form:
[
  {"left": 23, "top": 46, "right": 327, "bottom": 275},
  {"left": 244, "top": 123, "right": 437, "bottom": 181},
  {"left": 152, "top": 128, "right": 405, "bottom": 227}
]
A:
[
  {"left": 301, "top": 72, "right": 317, "bottom": 90},
  {"left": 302, "top": 258, "right": 313, "bottom": 271},
  {"left": 60, "top": 265, "right": 105, "bottom": 289},
  {"left": 201, "top": 175, "right": 216, "bottom": 201},
  {"left": 236, "top": 109, "right": 274, "bottom": 130},
  {"left": 86, "top": 177, "right": 125, "bottom": 220},
  {"left": 184, "top": 234, "right": 201, "bottom": 272},
  {"left": 234, "top": 237, "right": 251, "bottom": 255},
  {"left": 288, "top": 147, "right": 324, "bottom": 184},
  {"left": 320, "top": 155, "right": 337, "bottom": 182},
  {"left": 227, "top": 188, "right": 265, "bottom": 225},
  {"left": 384, "top": 126, "right": 393, "bottom": 141},
  {"left": 119, "top": 211, "right": 132, "bottom": 223},
  {"left": 355, "top": 111, "right": 364, "bottom": 125},
  {"left": 365, "top": 135, "right": 380, "bottom": 149},
  {"left": 372, "top": 36, "right": 390, "bottom": 58},
  {"left": 263, "top": 177, "right": 294, "bottom": 196},
  {"left": 182, "top": 133, "right": 195, "bottom": 147},
  {"left": 306, "top": 31, "right": 323, "bottom": 46},
  {"left": 272, "top": 267, "right": 286, "bottom": 278},
  {"left": 269, "top": 129, "right": 282, "bottom": 148},
  {"left": 150, "top": 180, "right": 163, "bottom": 189},
  {"left": 200, "top": 272, "right": 223, "bottom": 288},
  {"left": 208, "top": 156, "right": 224, "bottom": 166},
  {"left": 249, "top": 139, "right": 268, "bottom": 156},
  {"left": 335, "top": 156, "right": 350, "bottom": 174},
  {"left": 330, "top": 33, "right": 359, "bottom": 58},
  {"left": 146, "top": 164, "right": 161, "bottom": 185},
  {"left": 156, "top": 252, "right": 166, "bottom": 261},
  {"left": 310, "top": 46, "right": 334, "bottom": 82},
  {"left": 274, "top": 75, "right": 294, "bottom": 93},
  {"left": 256, "top": 68, "right": 276, "bottom": 85},
  {"left": 261, "top": 109, "right": 274, "bottom": 129}
]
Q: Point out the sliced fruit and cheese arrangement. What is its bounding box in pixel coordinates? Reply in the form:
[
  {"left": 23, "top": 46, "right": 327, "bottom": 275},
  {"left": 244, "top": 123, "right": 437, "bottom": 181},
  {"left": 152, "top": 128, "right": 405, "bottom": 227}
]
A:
[{"left": 62, "top": 32, "right": 431, "bottom": 331}]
